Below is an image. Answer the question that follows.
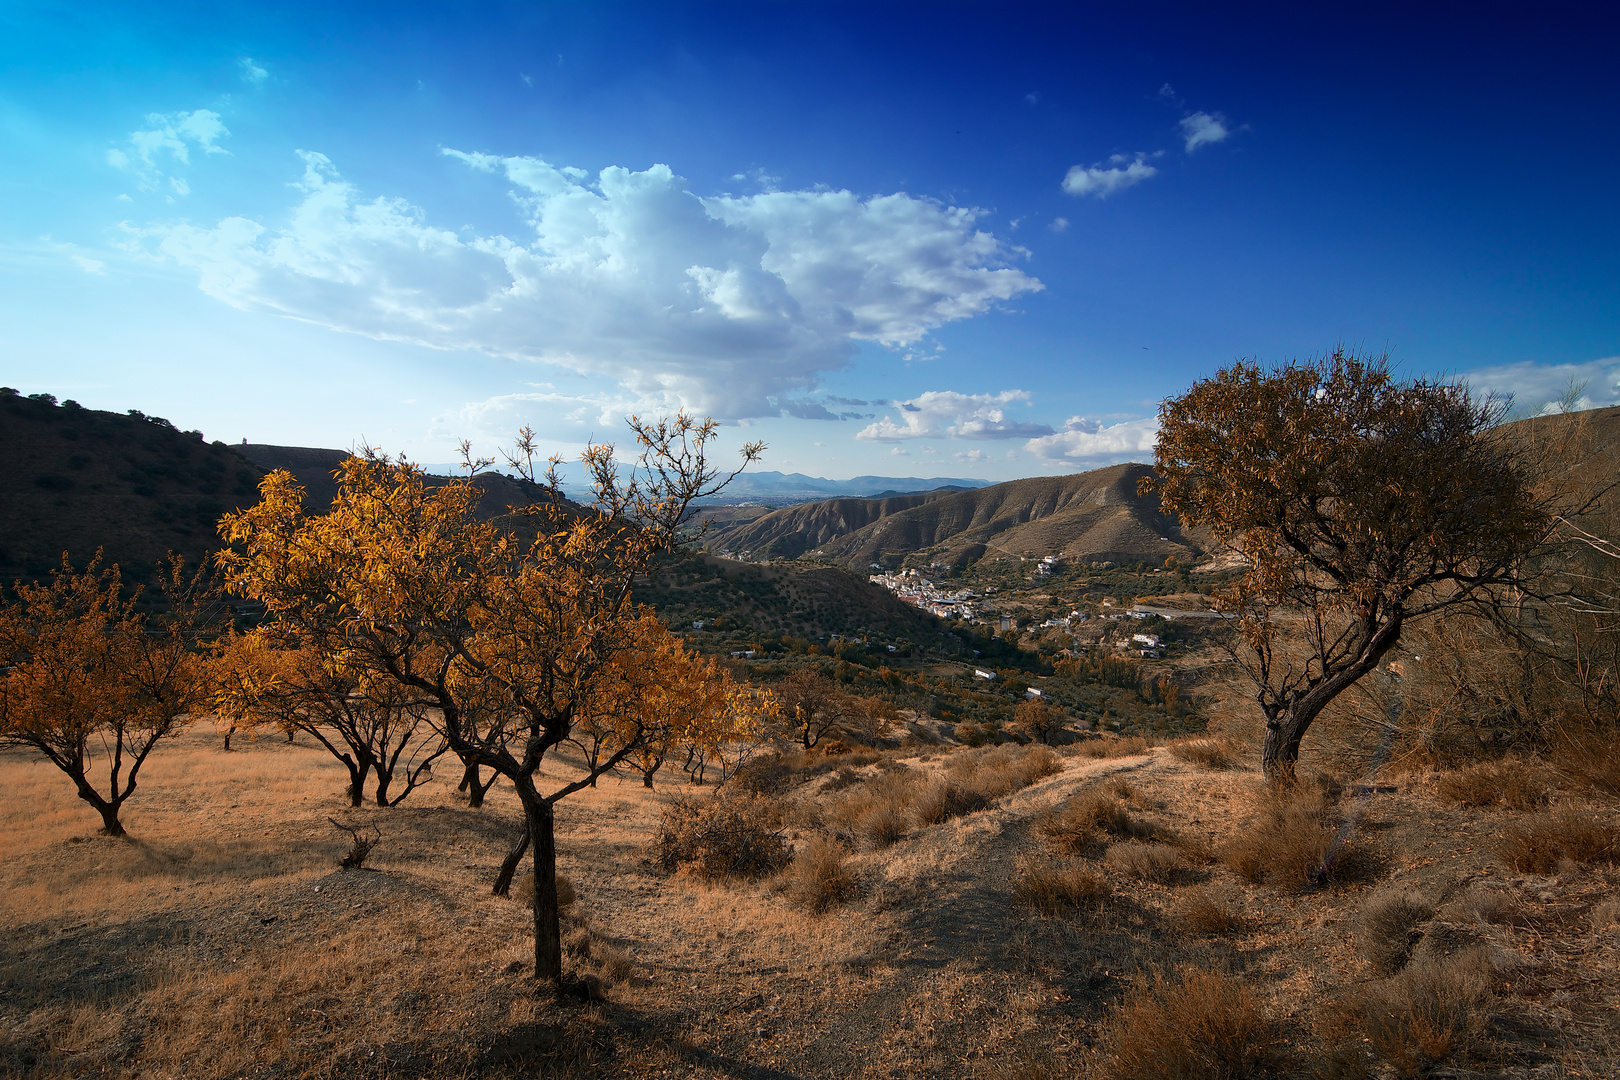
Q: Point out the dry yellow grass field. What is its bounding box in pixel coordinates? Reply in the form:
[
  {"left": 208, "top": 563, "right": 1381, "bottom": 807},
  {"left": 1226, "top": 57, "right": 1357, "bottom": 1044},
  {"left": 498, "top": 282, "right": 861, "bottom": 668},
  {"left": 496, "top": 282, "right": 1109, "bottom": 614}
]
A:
[{"left": 3, "top": 727, "right": 1618, "bottom": 1078}]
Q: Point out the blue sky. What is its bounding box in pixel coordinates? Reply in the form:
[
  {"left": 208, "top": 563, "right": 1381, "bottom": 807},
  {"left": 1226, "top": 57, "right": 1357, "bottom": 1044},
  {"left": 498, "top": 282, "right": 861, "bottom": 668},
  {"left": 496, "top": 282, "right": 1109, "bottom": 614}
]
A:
[{"left": 4, "top": 2, "right": 1617, "bottom": 481}]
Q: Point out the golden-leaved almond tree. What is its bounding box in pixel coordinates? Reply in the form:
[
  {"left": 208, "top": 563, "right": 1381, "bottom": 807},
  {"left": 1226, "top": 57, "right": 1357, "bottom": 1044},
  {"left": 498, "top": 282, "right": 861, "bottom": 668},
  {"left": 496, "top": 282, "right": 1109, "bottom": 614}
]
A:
[
  {"left": 1144, "top": 349, "right": 1553, "bottom": 780},
  {"left": 217, "top": 414, "right": 762, "bottom": 989},
  {"left": 212, "top": 633, "right": 450, "bottom": 807},
  {"left": 0, "top": 556, "right": 217, "bottom": 836}
]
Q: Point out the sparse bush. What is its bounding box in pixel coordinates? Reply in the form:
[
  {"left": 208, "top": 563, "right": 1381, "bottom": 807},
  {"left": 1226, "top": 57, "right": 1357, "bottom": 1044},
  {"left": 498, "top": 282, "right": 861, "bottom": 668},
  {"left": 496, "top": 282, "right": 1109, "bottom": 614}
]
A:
[
  {"left": 780, "top": 836, "right": 857, "bottom": 913},
  {"left": 827, "top": 773, "right": 914, "bottom": 848},
  {"left": 513, "top": 870, "right": 577, "bottom": 911},
  {"left": 1357, "top": 889, "right": 1434, "bottom": 975},
  {"left": 1220, "top": 780, "right": 1364, "bottom": 893},
  {"left": 1104, "top": 841, "right": 1185, "bottom": 884},
  {"left": 1451, "top": 886, "right": 1519, "bottom": 926},
  {"left": 1498, "top": 810, "right": 1619, "bottom": 873},
  {"left": 1176, "top": 890, "right": 1240, "bottom": 936},
  {"left": 653, "top": 794, "right": 792, "bottom": 880},
  {"left": 1434, "top": 758, "right": 1550, "bottom": 810},
  {"left": 1037, "top": 782, "right": 1164, "bottom": 855},
  {"left": 1338, "top": 948, "right": 1493, "bottom": 1078},
  {"left": 1169, "top": 738, "right": 1236, "bottom": 770},
  {"left": 1012, "top": 858, "right": 1109, "bottom": 916},
  {"left": 913, "top": 780, "right": 991, "bottom": 824},
  {"left": 731, "top": 751, "right": 798, "bottom": 794},
  {"left": 1075, "top": 735, "right": 1153, "bottom": 759},
  {"left": 1096, "top": 967, "right": 1271, "bottom": 1080},
  {"left": 1550, "top": 722, "right": 1620, "bottom": 798}
]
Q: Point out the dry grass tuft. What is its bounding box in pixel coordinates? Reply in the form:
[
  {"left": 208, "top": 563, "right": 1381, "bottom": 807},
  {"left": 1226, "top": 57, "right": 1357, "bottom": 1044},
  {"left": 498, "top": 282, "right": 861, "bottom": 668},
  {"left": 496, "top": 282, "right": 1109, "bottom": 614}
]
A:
[
  {"left": 1549, "top": 722, "right": 1620, "bottom": 798},
  {"left": 780, "top": 836, "right": 857, "bottom": 914},
  {"left": 1219, "top": 780, "right": 1364, "bottom": 893},
  {"left": 1175, "top": 890, "right": 1241, "bottom": 936},
  {"left": 1169, "top": 738, "right": 1237, "bottom": 770},
  {"left": 1095, "top": 967, "right": 1271, "bottom": 1080},
  {"left": 1036, "top": 781, "right": 1168, "bottom": 857},
  {"left": 913, "top": 780, "right": 992, "bottom": 825},
  {"left": 1075, "top": 735, "right": 1155, "bottom": 759},
  {"left": 1335, "top": 947, "right": 1494, "bottom": 1078},
  {"left": 827, "top": 772, "right": 915, "bottom": 848},
  {"left": 1357, "top": 889, "right": 1434, "bottom": 975},
  {"left": 910, "top": 744, "right": 1063, "bottom": 829},
  {"left": 652, "top": 794, "right": 792, "bottom": 880},
  {"left": 1433, "top": 758, "right": 1550, "bottom": 810},
  {"left": 1104, "top": 841, "right": 1186, "bottom": 884},
  {"left": 1012, "top": 857, "right": 1109, "bottom": 916},
  {"left": 511, "top": 869, "right": 577, "bottom": 911},
  {"left": 1497, "top": 810, "right": 1619, "bottom": 874}
]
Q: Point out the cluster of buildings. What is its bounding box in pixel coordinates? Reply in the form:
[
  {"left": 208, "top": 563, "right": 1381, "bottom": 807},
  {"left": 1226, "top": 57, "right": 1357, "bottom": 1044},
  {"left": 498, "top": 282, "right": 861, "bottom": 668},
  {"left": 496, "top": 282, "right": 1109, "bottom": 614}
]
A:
[{"left": 867, "top": 568, "right": 980, "bottom": 620}]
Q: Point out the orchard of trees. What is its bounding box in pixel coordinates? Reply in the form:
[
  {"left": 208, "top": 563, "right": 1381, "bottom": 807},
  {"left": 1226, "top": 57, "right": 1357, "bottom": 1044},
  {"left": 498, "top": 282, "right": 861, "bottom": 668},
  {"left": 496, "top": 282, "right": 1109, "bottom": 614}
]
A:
[{"left": 4, "top": 373, "right": 1617, "bottom": 990}]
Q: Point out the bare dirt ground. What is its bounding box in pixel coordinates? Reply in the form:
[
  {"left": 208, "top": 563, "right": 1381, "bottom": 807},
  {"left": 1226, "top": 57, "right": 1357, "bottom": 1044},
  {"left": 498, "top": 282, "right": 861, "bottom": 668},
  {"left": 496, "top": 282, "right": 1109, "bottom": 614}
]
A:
[{"left": 2, "top": 728, "right": 1617, "bottom": 1079}]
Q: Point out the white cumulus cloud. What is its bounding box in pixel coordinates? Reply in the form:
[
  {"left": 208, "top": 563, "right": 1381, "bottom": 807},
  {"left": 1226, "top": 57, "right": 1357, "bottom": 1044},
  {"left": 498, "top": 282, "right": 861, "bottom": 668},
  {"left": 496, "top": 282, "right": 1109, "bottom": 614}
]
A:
[
  {"left": 857, "top": 390, "right": 1054, "bottom": 441},
  {"left": 1180, "top": 111, "right": 1231, "bottom": 152},
  {"left": 141, "top": 151, "right": 1041, "bottom": 419},
  {"left": 1024, "top": 415, "right": 1160, "bottom": 466},
  {"left": 1062, "top": 153, "right": 1158, "bottom": 199}
]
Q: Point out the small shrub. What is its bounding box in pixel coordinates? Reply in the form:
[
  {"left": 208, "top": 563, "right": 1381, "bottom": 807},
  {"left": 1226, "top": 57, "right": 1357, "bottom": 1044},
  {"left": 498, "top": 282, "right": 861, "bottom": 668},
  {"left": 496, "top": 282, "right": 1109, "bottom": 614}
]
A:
[
  {"left": 512, "top": 870, "right": 577, "bottom": 911},
  {"left": 1434, "top": 758, "right": 1549, "bottom": 810},
  {"left": 1357, "top": 889, "right": 1434, "bottom": 975},
  {"left": 1096, "top": 968, "right": 1270, "bottom": 1080},
  {"left": 913, "top": 780, "right": 991, "bottom": 825},
  {"left": 653, "top": 794, "right": 792, "bottom": 880},
  {"left": 1341, "top": 948, "right": 1493, "bottom": 1078},
  {"left": 828, "top": 775, "right": 915, "bottom": 847},
  {"left": 1176, "top": 890, "right": 1240, "bottom": 936},
  {"left": 1498, "top": 811, "right": 1619, "bottom": 873},
  {"left": 1013, "top": 858, "right": 1109, "bottom": 916},
  {"left": 1453, "top": 886, "right": 1519, "bottom": 926},
  {"left": 780, "top": 836, "right": 857, "bottom": 914},
  {"left": 1037, "top": 784, "right": 1162, "bottom": 855},
  {"left": 1169, "top": 738, "right": 1236, "bottom": 770},
  {"left": 1549, "top": 722, "right": 1620, "bottom": 798},
  {"left": 1219, "top": 781, "right": 1363, "bottom": 893},
  {"left": 1104, "top": 841, "right": 1185, "bottom": 884},
  {"left": 1076, "top": 735, "right": 1153, "bottom": 759}
]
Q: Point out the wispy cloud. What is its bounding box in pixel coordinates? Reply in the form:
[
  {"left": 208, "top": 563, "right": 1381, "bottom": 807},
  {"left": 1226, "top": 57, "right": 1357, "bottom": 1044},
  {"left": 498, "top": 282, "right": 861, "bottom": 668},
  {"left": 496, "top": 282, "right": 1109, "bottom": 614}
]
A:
[
  {"left": 857, "top": 390, "right": 1054, "bottom": 441},
  {"left": 1024, "top": 415, "right": 1159, "bottom": 465},
  {"left": 1062, "top": 153, "right": 1158, "bottom": 199},
  {"left": 108, "top": 109, "right": 230, "bottom": 196},
  {"left": 238, "top": 58, "right": 268, "bottom": 84},
  {"left": 140, "top": 151, "right": 1041, "bottom": 419},
  {"left": 1179, "top": 111, "right": 1231, "bottom": 152},
  {"left": 1462, "top": 357, "right": 1620, "bottom": 415}
]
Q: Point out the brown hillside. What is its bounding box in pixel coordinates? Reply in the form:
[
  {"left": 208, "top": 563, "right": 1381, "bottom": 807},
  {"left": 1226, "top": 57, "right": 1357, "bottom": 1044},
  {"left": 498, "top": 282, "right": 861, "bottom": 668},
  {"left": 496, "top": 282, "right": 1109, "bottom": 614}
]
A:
[
  {"left": 705, "top": 463, "right": 1198, "bottom": 569},
  {"left": 0, "top": 392, "right": 266, "bottom": 589},
  {"left": 699, "top": 493, "right": 947, "bottom": 560}
]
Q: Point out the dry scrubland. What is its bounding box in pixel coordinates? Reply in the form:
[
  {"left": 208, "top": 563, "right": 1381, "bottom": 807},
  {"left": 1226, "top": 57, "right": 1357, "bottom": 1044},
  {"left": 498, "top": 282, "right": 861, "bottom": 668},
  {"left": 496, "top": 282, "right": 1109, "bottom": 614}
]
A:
[{"left": 3, "top": 729, "right": 1619, "bottom": 1079}]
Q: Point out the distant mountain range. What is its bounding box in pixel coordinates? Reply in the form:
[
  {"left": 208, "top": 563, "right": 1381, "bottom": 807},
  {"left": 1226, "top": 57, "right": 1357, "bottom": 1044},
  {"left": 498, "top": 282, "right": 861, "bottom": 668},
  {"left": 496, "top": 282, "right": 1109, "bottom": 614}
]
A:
[
  {"left": 414, "top": 462, "right": 993, "bottom": 505},
  {"left": 700, "top": 463, "right": 1200, "bottom": 569}
]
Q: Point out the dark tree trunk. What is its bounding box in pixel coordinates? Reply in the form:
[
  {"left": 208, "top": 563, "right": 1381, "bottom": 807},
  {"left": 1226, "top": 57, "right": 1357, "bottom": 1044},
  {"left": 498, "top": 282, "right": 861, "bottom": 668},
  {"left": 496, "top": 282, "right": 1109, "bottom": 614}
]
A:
[
  {"left": 95, "top": 801, "right": 126, "bottom": 837},
  {"left": 346, "top": 759, "right": 371, "bottom": 808},
  {"left": 642, "top": 770, "right": 655, "bottom": 789},
  {"left": 374, "top": 769, "right": 392, "bottom": 807},
  {"left": 492, "top": 822, "right": 531, "bottom": 896},
  {"left": 222, "top": 725, "right": 235, "bottom": 752},
  {"left": 1261, "top": 708, "right": 1313, "bottom": 783},
  {"left": 461, "top": 761, "right": 497, "bottom": 808},
  {"left": 517, "top": 787, "right": 562, "bottom": 988}
]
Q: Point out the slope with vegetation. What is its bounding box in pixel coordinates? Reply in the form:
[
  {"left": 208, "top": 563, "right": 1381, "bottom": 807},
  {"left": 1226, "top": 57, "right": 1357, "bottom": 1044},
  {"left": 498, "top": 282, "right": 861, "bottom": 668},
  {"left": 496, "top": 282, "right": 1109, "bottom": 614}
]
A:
[
  {"left": 0, "top": 390, "right": 264, "bottom": 591},
  {"left": 700, "top": 462, "right": 1199, "bottom": 570}
]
